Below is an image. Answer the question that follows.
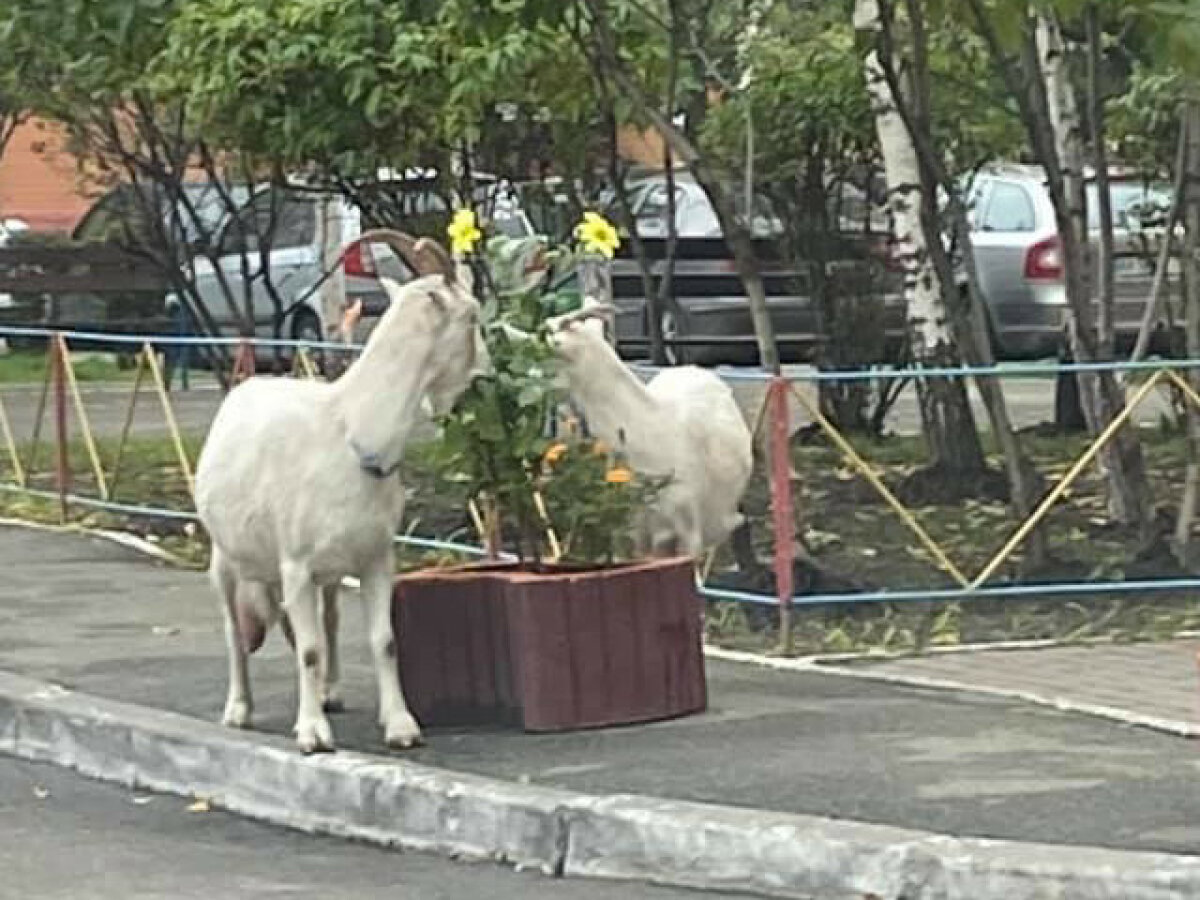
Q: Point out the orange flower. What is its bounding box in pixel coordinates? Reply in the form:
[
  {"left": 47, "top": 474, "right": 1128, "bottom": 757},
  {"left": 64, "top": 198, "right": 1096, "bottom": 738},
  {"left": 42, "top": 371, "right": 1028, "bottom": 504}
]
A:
[
  {"left": 543, "top": 442, "right": 568, "bottom": 466},
  {"left": 605, "top": 465, "right": 633, "bottom": 484}
]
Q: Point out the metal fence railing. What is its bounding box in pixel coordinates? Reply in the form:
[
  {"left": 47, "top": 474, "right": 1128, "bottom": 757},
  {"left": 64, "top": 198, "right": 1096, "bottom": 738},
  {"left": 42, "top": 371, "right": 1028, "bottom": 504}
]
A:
[{"left": 4, "top": 325, "right": 1200, "bottom": 641}]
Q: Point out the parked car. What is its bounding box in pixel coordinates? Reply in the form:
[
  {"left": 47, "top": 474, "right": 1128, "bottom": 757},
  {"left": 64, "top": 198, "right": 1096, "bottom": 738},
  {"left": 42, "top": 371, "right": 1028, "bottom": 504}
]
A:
[
  {"left": 0, "top": 218, "right": 28, "bottom": 311},
  {"left": 966, "top": 163, "right": 1178, "bottom": 359},
  {"left": 184, "top": 174, "right": 533, "bottom": 346},
  {"left": 576, "top": 171, "right": 905, "bottom": 366},
  {"left": 568, "top": 165, "right": 1176, "bottom": 366}
]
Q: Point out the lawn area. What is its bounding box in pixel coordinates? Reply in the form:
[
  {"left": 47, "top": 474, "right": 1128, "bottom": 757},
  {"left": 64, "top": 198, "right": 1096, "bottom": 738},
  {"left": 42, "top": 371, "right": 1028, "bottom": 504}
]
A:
[{"left": 0, "top": 349, "right": 132, "bottom": 384}]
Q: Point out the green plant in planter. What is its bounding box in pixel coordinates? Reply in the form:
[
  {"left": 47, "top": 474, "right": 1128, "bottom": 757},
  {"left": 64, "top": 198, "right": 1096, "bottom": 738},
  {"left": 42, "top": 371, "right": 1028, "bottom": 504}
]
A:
[
  {"left": 538, "top": 433, "right": 670, "bottom": 565},
  {"left": 428, "top": 209, "right": 667, "bottom": 567}
]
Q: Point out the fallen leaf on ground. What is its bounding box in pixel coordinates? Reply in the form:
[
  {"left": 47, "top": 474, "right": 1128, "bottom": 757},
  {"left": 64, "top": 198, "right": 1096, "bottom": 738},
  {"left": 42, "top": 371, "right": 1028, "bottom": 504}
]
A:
[
  {"left": 186, "top": 799, "right": 210, "bottom": 813},
  {"left": 131, "top": 796, "right": 153, "bottom": 805},
  {"left": 151, "top": 625, "right": 180, "bottom": 636},
  {"left": 33, "top": 786, "right": 49, "bottom": 800}
]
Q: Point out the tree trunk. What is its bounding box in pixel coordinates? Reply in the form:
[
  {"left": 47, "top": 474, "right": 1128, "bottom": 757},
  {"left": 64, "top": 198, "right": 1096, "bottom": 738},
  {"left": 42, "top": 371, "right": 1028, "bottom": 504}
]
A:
[
  {"left": 1126, "top": 120, "right": 1190, "bottom": 374},
  {"left": 1085, "top": 3, "right": 1116, "bottom": 361},
  {"left": 803, "top": 151, "right": 873, "bottom": 434},
  {"left": 868, "top": 0, "right": 1046, "bottom": 560},
  {"left": 1032, "top": 12, "right": 1156, "bottom": 540},
  {"left": 318, "top": 196, "right": 346, "bottom": 344},
  {"left": 688, "top": 160, "right": 781, "bottom": 373},
  {"left": 579, "top": 0, "right": 782, "bottom": 372},
  {"left": 1174, "top": 102, "right": 1200, "bottom": 565},
  {"left": 600, "top": 108, "right": 667, "bottom": 363},
  {"left": 856, "top": 0, "right": 987, "bottom": 494}
]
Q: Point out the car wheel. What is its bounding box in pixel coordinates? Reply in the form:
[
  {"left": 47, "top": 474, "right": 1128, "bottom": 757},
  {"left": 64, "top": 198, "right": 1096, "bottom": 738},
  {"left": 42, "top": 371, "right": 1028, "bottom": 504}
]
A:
[{"left": 291, "top": 309, "right": 328, "bottom": 376}]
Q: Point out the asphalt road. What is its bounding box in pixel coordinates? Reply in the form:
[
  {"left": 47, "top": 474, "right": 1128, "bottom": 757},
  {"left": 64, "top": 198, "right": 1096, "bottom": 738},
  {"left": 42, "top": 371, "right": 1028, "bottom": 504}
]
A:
[
  {"left": 0, "top": 365, "right": 1175, "bottom": 444},
  {"left": 0, "top": 755, "right": 710, "bottom": 900}
]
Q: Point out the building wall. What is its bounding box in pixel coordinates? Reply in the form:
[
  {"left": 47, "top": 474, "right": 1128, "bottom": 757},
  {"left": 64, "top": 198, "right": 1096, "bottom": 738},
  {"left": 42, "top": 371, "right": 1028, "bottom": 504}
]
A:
[{"left": 0, "top": 119, "right": 98, "bottom": 234}]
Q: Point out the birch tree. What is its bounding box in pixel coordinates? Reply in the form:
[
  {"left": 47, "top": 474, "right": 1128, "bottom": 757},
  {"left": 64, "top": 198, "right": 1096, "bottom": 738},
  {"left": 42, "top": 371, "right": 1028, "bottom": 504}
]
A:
[
  {"left": 861, "top": 0, "right": 1047, "bottom": 561},
  {"left": 966, "top": 0, "right": 1157, "bottom": 542},
  {"left": 855, "top": 0, "right": 990, "bottom": 494}
]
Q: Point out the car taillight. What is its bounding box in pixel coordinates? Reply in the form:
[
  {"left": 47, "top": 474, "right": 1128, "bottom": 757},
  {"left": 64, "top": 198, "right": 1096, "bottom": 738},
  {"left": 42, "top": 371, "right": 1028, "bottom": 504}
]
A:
[
  {"left": 343, "top": 240, "right": 378, "bottom": 278},
  {"left": 1024, "top": 236, "right": 1063, "bottom": 281}
]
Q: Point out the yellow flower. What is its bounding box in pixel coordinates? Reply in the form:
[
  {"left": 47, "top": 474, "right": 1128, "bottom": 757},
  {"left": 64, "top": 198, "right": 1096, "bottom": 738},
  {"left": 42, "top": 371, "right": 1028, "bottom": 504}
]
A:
[
  {"left": 605, "top": 465, "right": 633, "bottom": 485},
  {"left": 574, "top": 211, "right": 621, "bottom": 259},
  {"left": 543, "top": 442, "right": 568, "bottom": 466},
  {"left": 447, "top": 208, "right": 483, "bottom": 256}
]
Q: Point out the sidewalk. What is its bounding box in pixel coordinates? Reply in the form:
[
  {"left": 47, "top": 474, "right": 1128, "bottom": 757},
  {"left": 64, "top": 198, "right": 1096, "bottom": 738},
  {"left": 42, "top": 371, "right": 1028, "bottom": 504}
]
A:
[
  {"left": 3, "top": 523, "right": 1200, "bottom": 861},
  {"left": 824, "top": 640, "right": 1200, "bottom": 736}
]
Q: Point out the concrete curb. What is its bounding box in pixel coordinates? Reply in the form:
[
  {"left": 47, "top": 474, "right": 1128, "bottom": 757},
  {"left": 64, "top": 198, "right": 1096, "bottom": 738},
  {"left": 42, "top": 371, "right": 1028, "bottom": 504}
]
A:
[{"left": 4, "top": 669, "right": 1200, "bottom": 898}]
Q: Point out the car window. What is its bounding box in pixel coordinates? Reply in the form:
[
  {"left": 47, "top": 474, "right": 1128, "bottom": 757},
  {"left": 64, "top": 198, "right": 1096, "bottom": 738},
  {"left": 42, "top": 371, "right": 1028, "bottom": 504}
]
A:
[
  {"left": 636, "top": 184, "right": 685, "bottom": 223},
  {"left": 1087, "top": 183, "right": 1173, "bottom": 230},
  {"left": 220, "top": 192, "right": 316, "bottom": 255},
  {"left": 981, "top": 182, "right": 1036, "bottom": 232}
]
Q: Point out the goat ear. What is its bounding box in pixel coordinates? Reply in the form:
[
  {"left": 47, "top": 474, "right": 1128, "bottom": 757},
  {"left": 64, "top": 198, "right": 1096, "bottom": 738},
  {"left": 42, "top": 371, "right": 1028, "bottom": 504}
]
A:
[{"left": 427, "top": 290, "right": 448, "bottom": 311}]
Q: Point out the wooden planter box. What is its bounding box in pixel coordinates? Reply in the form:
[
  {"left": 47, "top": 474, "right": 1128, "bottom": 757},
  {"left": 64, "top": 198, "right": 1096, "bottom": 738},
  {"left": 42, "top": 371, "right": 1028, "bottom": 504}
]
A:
[{"left": 392, "top": 557, "right": 707, "bottom": 732}]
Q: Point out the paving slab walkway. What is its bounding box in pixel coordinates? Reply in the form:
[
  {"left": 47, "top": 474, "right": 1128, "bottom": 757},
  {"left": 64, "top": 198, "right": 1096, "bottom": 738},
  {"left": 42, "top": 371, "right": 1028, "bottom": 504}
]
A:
[
  {"left": 825, "top": 641, "right": 1200, "bottom": 735},
  {"left": 3, "top": 524, "right": 1200, "bottom": 856}
]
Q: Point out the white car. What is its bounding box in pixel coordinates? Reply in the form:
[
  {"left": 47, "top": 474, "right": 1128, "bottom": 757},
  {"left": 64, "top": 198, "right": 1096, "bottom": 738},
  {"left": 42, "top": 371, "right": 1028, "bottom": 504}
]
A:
[
  {"left": 186, "top": 176, "right": 534, "bottom": 346},
  {"left": 0, "top": 217, "right": 29, "bottom": 310}
]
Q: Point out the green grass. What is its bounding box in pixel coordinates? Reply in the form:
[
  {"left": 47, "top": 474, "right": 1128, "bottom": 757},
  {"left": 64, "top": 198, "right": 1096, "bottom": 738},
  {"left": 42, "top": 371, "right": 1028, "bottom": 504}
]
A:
[{"left": 0, "top": 350, "right": 132, "bottom": 384}]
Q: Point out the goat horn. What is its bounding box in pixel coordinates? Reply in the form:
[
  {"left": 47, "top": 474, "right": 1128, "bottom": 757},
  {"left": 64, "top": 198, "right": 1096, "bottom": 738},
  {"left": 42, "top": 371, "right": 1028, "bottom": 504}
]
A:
[
  {"left": 353, "top": 229, "right": 431, "bottom": 276},
  {"left": 413, "top": 237, "right": 457, "bottom": 284}
]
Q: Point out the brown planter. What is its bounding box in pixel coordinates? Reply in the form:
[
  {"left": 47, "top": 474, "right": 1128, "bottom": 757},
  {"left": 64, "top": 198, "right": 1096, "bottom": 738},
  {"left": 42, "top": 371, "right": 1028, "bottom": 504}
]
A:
[{"left": 392, "top": 556, "right": 707, "bottom": 732}]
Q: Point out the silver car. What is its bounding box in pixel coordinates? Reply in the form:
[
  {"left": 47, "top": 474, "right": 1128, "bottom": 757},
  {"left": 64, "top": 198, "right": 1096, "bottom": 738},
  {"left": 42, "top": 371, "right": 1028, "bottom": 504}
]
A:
[
  {"left": 967, "top": 164, "right": 1176, "bottom": 359},
  {"left": 183, "top": 175, "right": 533, "bottom": 345}
]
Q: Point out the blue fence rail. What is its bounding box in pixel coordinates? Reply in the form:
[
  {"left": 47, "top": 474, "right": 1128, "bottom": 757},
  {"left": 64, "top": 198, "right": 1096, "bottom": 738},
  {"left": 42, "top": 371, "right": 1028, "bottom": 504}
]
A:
[{"left": 2, "top": 324, "right": 1200, "bottom": 611}]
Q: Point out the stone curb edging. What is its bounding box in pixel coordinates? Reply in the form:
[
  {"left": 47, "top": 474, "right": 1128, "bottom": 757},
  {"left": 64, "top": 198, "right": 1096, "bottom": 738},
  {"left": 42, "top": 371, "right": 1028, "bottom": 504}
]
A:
[{"left": 4, "top": 670, "right": 1200, "bottom": 899}]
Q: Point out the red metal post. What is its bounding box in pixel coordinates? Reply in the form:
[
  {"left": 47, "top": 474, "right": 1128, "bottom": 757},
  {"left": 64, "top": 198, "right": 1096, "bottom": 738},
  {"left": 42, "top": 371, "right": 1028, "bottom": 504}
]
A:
[
  {"left": 52, "top": 336, "right": 70, "bottom": 522},
  {"left": 768, "top": 376, "right": 795, "bottom": 651}
]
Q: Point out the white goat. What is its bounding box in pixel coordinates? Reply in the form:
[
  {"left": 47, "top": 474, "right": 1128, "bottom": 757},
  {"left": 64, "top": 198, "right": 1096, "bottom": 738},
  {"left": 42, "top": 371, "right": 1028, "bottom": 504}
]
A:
[
  {"left": 195, "top": 231, "right": 484, "bottom": 753},
  {"left": 546, "top": 303, "right": 753, "bottom": 559}
]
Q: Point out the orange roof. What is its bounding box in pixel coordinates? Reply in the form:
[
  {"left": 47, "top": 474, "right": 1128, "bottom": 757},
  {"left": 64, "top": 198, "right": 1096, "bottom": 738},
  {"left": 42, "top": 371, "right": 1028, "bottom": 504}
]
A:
[{"left": 0, "top": 118, "right": 102, "bottom": 234}]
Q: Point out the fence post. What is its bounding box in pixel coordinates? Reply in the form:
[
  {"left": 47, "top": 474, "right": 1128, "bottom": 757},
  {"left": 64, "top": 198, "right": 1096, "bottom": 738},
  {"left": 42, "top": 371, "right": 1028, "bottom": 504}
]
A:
[
  {"left": 143, "top": 343, "right": 196, "bottom": 499},
  {"left": 52, "top": 334, "right": 69, "bottom": 522},
  {"left": 57, "top": 334, "right": 108, "bottom": 500},
  {"left": 768, "top": 376, "right": 795, "bottom": 652}
]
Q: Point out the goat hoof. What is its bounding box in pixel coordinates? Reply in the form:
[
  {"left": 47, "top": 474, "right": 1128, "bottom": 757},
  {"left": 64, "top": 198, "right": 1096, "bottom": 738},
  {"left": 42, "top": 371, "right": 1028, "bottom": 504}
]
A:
[
  {"left": 321, "top": 695, "right": 346, "bottom": 714},
  {"left": 383, "top": 713, "right": 423, "bottom": 750},
  {"left": 221, "top": 699, "right": 252, "bottom": 729},
  {"left": 295, "top": 717, "right": 335, "bottom": 754}
]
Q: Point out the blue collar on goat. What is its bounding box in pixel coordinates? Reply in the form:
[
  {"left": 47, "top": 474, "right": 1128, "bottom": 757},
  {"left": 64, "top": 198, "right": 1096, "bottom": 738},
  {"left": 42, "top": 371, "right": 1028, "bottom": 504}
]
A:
[{"left": 348, "top": 438, "right": 401, "bottom": 479}]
